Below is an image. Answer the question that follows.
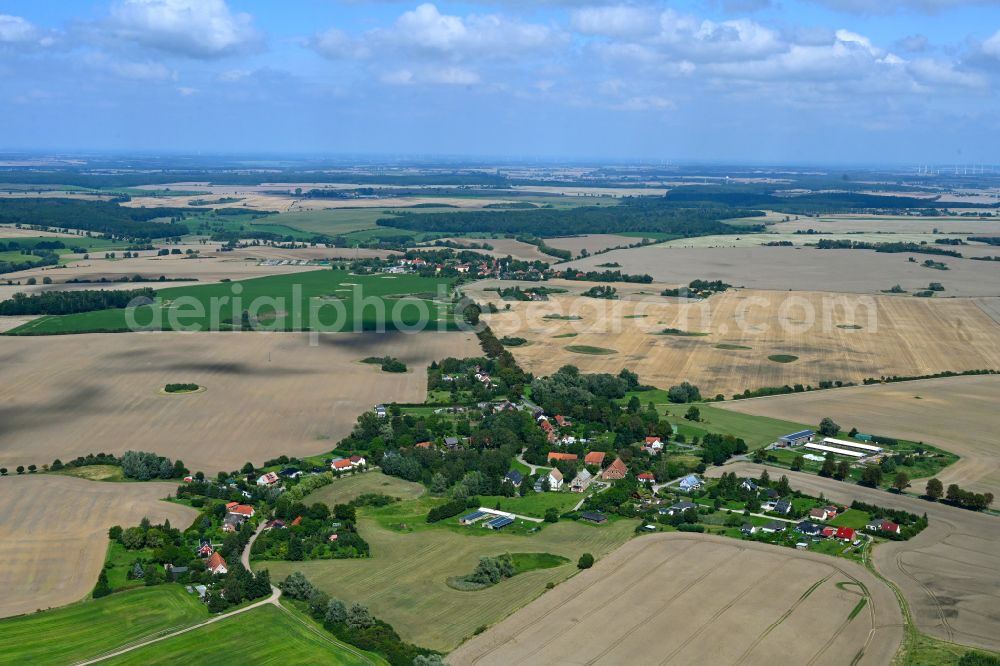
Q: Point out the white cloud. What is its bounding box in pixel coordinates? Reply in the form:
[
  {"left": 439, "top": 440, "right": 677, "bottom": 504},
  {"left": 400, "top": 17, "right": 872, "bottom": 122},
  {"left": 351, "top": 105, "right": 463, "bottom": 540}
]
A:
[
  {"left": 176, "top": 86, "right": 198, "bottom": 96},
  {"left": 0, "top": 14, "right": 54, "bottom": 47},
  {"left": 381, "top": 65, "right": 480, "bottom": 85},
  {"left": 908, "top": 58, "right": 986, "bottom": 87},
  {"left": 571, "top": 6, "right": 659, "bottom": 39},
  {"left": 310, "top": 28, "right": 370, "bottom": 60},
  {"left": 371, "top": 3, "right": 559, "bottom": 59},
  {"left": 615, "top": 95, "right": 675, "bottom": 111},
  {"left": 110, "top": 0, "right": 262, "bottom": 58}
]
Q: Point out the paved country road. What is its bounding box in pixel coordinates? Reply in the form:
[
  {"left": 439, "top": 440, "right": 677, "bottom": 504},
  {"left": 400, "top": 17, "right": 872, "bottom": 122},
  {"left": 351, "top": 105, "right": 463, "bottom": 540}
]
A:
[{"left": 707, "top": 463, "right": 1000, "bottom": 654}]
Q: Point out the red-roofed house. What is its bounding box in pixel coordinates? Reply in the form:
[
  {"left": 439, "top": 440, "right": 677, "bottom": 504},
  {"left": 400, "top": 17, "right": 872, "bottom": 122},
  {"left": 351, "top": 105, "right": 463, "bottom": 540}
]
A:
[
  {"left": 227, "top": 504, "right": 255, "bottom": 518},
  {"left": 641, "top": 437, "right": 664, "bottom": 455},
  {"left": 637, "top": 472, "right": 656, "bottom": 484},
  {"left": 809, "top": 507, "right": 834, "bottom": 521},
  {"left": 821, "top": 526, "right": 836, "bottom": 538},
  {"left": 835, "top": 527, "right": 856, "bottom": 541},
  {"left": 547, "top": 452, "right": 578, "bottom": 463},
  {"left": 332, "top": 459, "right": 352, "bottom": 471},
  {"left": 207, "top": 552, "right": 228, "bottom": 575},
  {"left": 415, "top": 441, "right": 433, "bottom": 449},
  {"left": 256, "top": 472, "right": 279, "bottom": 486},
  {"left": 539, "top": 419, "right": 553, "bottom": 433},
  {"left": 290, "top": 516, "right": 303, "bottom": 527},
  {"left": 584, "top": 451, "right": 606, "bottom": 467},
  {"left": 555, "top": 415, "right": 571, "bottom": 427},
  {"left": 349, "top": 455, "right": 366, "bottom": 467},
  {"left": 602, "top": 457, "right": 628, "bottom": 481}
]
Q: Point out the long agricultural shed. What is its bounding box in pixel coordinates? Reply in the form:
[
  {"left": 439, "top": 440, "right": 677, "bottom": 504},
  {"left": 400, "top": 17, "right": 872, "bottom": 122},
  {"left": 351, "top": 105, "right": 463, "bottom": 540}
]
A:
[{"left": 804, "top": 442, "right": 866, "bottom": 458}]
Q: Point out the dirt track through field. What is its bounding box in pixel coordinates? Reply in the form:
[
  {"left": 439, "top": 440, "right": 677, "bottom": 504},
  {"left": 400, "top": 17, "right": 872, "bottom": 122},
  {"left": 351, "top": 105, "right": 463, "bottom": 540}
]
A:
[
  {"left": 473, "top": 286, "right": 1000, "bottom": 397},
  {"left": 706, "top": 464, "right": 1000, "bottom": 655},
  {"left": 0, "top": 331, "right": 479, "bottom": 474},
  {"left": 449, "top": 533, "right": 902, "bottom": 666},
  {"left": 717, "top": 375, "right": 1000, "bottom": 497},
  {"left": 0, "top": 474, "right": 196, "bottom": 618}
]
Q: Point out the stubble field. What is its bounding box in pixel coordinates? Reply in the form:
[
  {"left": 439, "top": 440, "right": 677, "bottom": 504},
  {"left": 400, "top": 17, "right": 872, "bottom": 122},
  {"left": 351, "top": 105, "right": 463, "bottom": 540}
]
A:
[
  {"left": 562, "top": 245, "right": 1000, "bottom": 297},
  {"left": 264, "top": 473, "right": 638, "bottom": 652},
  {"left": 0, "top": 475, "right": 196, "bottom": 618},
  {"left": 710, "top": 464, "right": 1000, "bottom": 655},
  {"left": 450, "top": 533, "right": 902, "bottom": 666},
  {"left": 718, "top": 375, "right": 1000, "bottom": 497},
  {"left": 0, "top": 331, "right": 480, "bottom": 474},
  {"left": 478, "top": 287, "right": 1000, "bottom": 397}
]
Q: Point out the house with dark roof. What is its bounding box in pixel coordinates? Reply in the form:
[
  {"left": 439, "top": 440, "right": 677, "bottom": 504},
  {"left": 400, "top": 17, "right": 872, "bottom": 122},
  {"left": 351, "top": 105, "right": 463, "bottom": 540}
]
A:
[
  {"left": 661, "top": 501, "right": 697, "bottom": 516},
  {"left": 579, "top": 511, "right": 607, "bottom": 524},
  {"left": 444, "top": 436, "right": 460, "bottom": 449},
  {"left": 740, "top": 478, "right": 758, "bottom": 493},
  {"left": 740, "top": 523, "right": 757, "bottom": 535},
  {"left": 504, "top": 470, "right": 523, "bottom": 488},
  {"left": 796, "top": 521, "right": 823, "bottom": 536},
  {"left": 773, "top": 500, "right": 792, "bottom": 515},
  {"left": 761, "top": 520, "right": 787, "bottom": 533},
  {"left": 866, "top": 519, "right": 901, "bottom": 534}
]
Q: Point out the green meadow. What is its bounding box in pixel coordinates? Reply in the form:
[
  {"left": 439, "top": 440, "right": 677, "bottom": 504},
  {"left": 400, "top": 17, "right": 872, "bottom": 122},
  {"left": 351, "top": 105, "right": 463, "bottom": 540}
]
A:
[{"left": 7, "top": 269, "right": 459, "bottom": 335}]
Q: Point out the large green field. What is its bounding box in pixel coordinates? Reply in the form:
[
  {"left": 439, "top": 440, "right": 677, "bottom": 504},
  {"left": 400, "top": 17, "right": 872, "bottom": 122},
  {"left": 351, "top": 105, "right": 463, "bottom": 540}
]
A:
[
  {"left": 102, "top": 604, "right": 383, "bottom": 666},
  {"left": 264, "top": 476, "right": 637, "bottom": 651},
  {"left": 0, "top": 586, "right": 208, "bottom": 665},
  {"left": 6, "top": 269, "right": 458, "bottom": 335},
  {"left": 0, "top": 235, "right": 125, "bottom": 251},
  {"left": 187, "top": 212, "right": 319, "bottom": 241}
]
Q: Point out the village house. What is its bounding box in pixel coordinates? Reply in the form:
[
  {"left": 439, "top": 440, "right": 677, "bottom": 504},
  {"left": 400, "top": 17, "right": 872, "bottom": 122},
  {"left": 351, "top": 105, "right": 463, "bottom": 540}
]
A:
[
  {"left": 547, "top": 467, "right": 564, "bottom": 491},
  {"left": 761, "top": 521, "right": 786, "bottom": 534},
  {"left": 504, "top": 470, "right": 523, "bottom": 488},
  {"left": 584, "top": 451, "right": 606, "bottom": 467},
  {"left": 547, "top": 452, "right": 578, "bottom": 463},
  {"left": 866, "top": 519, "right": 901, "bottom": 534},
  {"left": 554, "top": 415, "right": 571, "bottom": 427},
  {"left": 349, "top": 455, "right": 366, "bottom": 468},
  {"left": 661, "top": 501, "right": 697, "bottom": 516},
  {"left": 740, "top": 478, "right": 758, "bottom": 493},
  {"left": 835, "top": 527, "right": 857, "bottom": 541},
  {"left": 331, "top": 459, "right": 352, "bottom": 472},
  {"left": 225, "top": 502, "right": 255, "bottom": 518},
  {"left": 772, "top": 500, "right": 792, "bottom": 515},
  {"left": 207, "top": 552, "right": 228, "bottom": 575},
  {"left": 809, "top": 507, "right": 835, "bottom": 521},
  {"left": 255, "top": 471, "right": 279, "bottom": 486},
  {"left": 374, "top": 404, "right": 387, "bottom": 418},
  {"left": 602, "top": 457, "right": 628, "bottom": 481},
  {"left": 571, "top": 469, "right": 592, "bottom": 493},
  {"left": 637, "top": 472, "right": 656, "bottom": 484},
  {"left": 641, "top": 437, "right": 664, "bottom": 455},
  {"left": 679, "top": 474, "right": 703, "bottom": 492}
]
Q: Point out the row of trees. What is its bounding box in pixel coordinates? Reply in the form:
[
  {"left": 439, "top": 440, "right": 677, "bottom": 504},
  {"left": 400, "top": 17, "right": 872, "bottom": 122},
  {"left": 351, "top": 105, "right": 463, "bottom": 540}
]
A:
[{"left": 280, "top": 572, "right": 438, "bottom": 665}]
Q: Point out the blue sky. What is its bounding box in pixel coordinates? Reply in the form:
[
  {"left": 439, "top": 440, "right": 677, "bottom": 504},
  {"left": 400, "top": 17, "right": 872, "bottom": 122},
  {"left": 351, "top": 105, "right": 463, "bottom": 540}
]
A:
[{"left": 2, "top": 0, "right": 999, "bottom": 164}]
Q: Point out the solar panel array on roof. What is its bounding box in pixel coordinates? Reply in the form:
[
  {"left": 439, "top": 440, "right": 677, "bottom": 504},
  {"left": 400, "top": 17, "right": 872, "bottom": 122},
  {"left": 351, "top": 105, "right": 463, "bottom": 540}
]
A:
[
  {"left": 461, "top": 511, "right": 486, "bottom": 523},
  {"left": 486, "top": 516, "right": 514, "bottom": 529},
  {"left": 779, "top": 430, "right": 814, "bottom": 441}
]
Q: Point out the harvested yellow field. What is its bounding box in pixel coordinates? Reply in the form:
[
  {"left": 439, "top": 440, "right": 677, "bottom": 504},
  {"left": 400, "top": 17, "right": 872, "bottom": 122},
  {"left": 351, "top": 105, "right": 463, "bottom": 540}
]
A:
[
  {"left": 768, "top": 215, "right": 1000, "bottom": 236},
  {"left": 450, "top": 533, "right": 902, "bottom": 666},
  {"left": 3, "top": 252, "right": 316, "bottom": 286},
  {"left": 0, "top": 331, "right": 480, "bottom": 474},
  {"left": 480, "top": 288, "right": 1000, "bottom": 396},
  {"left": 0, "top": 225, "right": 84, "bottom": 239},
  {"left": 543, "top": 234, "right": 645, "bottom": 256},
  {"left": 0, "top": 474, "right": 196, "bottom": 618},
  {"left": 718, "top": 374, "right": 1000, "bottom": 497},
  {"left": 562, "top": 246, "right": 1000, "bottom": 297}
]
